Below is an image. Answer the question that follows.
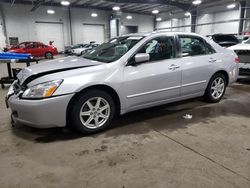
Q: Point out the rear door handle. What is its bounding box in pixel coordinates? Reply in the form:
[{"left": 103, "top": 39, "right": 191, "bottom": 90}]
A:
[
  {"left": 209, "top": 59, "right": 217, "bottom": 63},
  {"left": 169, "top": 64, "right": 180, "bottom": 70}
]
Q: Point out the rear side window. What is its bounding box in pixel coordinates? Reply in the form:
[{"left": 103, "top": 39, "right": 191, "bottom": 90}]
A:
[
  {"left": 179, "top": 35, "right": 215, "bottom": 57},
  {"left": 205, "top": 42, "right": 216, "bottom": 54},
  {"left": 213, "top": 35, "right": 239, "bottom": 43}
]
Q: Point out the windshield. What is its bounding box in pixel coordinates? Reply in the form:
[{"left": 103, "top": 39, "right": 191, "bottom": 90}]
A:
[
  {"left": 16, "top": 42, "right": 27, "bottom": 49},
  {"left": 83, "top": 36, "right": 144, "bottom": 63},
  {"left": 245, "top": 38, "right": 250, "bottom": 44}
]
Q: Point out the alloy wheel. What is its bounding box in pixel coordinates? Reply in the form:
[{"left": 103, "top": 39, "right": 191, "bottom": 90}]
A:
[
  {"left": 211, "top": 77, "right": 225, "bottom": 99},
  {"left": 46, "top": 52, "right": 53, "bottom": 59},
  {"left": 79, "top": 97, "right": 110, "bottom": 129}
]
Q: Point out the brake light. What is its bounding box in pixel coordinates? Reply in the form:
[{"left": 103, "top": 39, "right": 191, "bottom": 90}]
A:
[{"left": 235, "top": 57, "right": 240, "bottom": 63}]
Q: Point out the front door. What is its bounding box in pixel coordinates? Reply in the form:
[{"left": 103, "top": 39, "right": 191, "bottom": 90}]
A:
[
  {"left": 25, "top": 42, "right": 41, "bottom": 57},
  {"left": 123, "top": 36, "right": 182, "bottom": 111}
]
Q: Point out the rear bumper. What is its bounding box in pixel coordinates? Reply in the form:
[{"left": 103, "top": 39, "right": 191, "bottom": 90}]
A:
[
  {"left": 7, "top": 93, "right": 74, "bottom": 128},
  {"left": 228, "top": 64, "right": 239, "bottom": 85}
]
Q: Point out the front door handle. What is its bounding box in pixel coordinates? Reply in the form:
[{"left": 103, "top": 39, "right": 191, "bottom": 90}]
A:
[{"left": 169, "top": 64, "right": 180, "bottom": 70}]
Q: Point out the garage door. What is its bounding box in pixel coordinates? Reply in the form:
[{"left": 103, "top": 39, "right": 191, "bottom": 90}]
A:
[
  {"left": 83, "top": 24, "right": 105, "bottom": 44},
  {"left": 0, "top": 24, "right": 6, "bottom": 50},
  {"left": 35, "top": 22, "right": 64, "bottom": 51}
]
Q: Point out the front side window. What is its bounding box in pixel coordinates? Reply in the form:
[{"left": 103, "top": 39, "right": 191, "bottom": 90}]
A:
[
  {"left": 83, "top": 36, "right": 144, "bottom": 63},
  {"left": 179, "top": 36, "right": 207, "bottom": 57},
  {"left": 17, "top": 42, "right": 27, "bottom": 49},
  {"left": 26, "top": 43, "right": 37, "bottom": 49},
  {"left": 137, "top": 36, "right": 175, "bottom": 62}
]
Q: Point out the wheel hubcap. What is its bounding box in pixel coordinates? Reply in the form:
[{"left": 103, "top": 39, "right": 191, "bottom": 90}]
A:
[
  {"left": 46, "top": 53, "right": 52, "bottom": 58},
  {"left": 79, "top": 97, "right": 110, "bottom": 129},
  {"left": 211, "top": 77, "right": 225, "bottom": 99}
]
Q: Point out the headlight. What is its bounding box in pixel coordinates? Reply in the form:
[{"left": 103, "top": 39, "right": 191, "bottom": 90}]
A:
[{"left": 22, "top": 80, "right": 63, "bottom": 99}]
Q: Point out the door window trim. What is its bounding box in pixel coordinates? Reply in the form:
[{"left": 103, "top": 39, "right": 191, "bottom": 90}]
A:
[
  {"left": 177, "top": 35, "right": 216, "bottom": 58},
  {"left": 126, "top": 35, "right": 178, "bottom": 66}
]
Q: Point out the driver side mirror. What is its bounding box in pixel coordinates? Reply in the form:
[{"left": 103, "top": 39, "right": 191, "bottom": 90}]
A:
[{"left": 133, "top": 53, "right": 150, "bottom": 64}]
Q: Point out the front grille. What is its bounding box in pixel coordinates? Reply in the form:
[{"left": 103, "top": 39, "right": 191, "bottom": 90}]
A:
[{"left": 234, "top": 50, "right": 250, "bottom": 64}]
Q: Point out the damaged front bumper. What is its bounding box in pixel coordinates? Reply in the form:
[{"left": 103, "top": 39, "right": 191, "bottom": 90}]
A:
[{"left": 6, "top": 83, "right": 74, "bottom": 128}]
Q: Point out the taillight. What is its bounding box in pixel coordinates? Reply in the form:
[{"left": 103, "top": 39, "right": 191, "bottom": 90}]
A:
[{"left": 235, "top": 57, "right": 240, "bottom": 63}]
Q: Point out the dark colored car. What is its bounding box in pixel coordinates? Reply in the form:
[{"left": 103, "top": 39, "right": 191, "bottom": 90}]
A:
[
  {"left": 7, "top": 42, "right": 58, "bottom": 59},
  {"left": 211, "top": 34, "right": 239, "bottom": 48}
]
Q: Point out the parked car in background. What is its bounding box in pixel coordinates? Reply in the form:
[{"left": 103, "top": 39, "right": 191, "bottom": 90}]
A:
[
  {"left": 228, "top": 39, "right": 250, "bottom": 75},
  {"left": 63, "top": 44, "right": 86, "bottom": 55},
  {"left": 4, "top": 42, "right": 29, "bottom": 52},
  {"left": 71, "top": 43, "right": 99, "bottom": 56},
  {"left": 7, "top": 41, "right": 58, "bottom": 59},
  {"left": 210, "top": 34, "right": 239, "bottom": 48},
  {"left": 242, "top": 37, "right": 250, "bottom": 44},
  {"left": 6, "top": 32, "right": 239, "bottom": 134},
  {"left": 237, "top": 35, "right": 250, "bottom": 43}
]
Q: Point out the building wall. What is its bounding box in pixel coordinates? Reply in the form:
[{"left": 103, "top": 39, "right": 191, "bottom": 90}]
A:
[
  {"left": 244, "top": 1, "right": 250, "bottom": 32},
  {"left": 1, "top": 3, "right": 71, "bottom": 46},
  {"left": 156, "top": 12, "right": 191, "bottom": 32},
  {"left": 120, "top": 12, "right": 154, "bottom": 33},
  {"left": 0, "top": 3, "right": 155, "bottom": 48},
  {"left": 156, "top": 3, "right": 241, "bottom": 36},
  {"left": 196, "top": 7, "right": 240, "bottom": 35},
  {"left": 70, "top": 7, "right": 110, "bottom": 44},
  {"left": 0, "top": 6, "right": 6, "bottom": 50}
]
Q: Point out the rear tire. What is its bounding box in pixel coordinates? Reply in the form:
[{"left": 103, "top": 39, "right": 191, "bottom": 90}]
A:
[
  {"left": 204, "top": 73, "right": 226, "bottom": 103},
  {"left": 69, "top": 89, "right": 115, "bottom": 134},
  {"left": 45, "top": 52, "right": 53, "bottom": 59}
]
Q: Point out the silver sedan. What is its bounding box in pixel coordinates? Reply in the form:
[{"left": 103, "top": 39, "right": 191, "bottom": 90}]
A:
[{"left": 6, "top": 32, "right": 239, "bottom": 134}]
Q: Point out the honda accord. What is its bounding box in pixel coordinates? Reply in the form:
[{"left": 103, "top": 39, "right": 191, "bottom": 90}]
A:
[{"left": 6, "top": 32, "right": 239, "bottom": 134}]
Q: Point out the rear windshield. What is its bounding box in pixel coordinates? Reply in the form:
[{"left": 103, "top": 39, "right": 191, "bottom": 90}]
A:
[{"left": 213, "top": 35, "right": 239, "bottom": 43}]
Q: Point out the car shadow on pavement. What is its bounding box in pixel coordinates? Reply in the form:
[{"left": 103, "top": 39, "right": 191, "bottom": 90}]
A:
[
  {"left": 11, "top": 81, "right": 250, "bottom": 143},
  {"left": 237, "top": 76, "right": 250, "bottom": 85},
  {"left": 12, "top": 97, "right": 208, "bottom": 143}
]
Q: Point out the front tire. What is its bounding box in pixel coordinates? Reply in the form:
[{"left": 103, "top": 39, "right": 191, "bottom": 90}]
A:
[
  {"left": 69, "top": 90, "right": 115, "bottom": 134},
  {"left": 204, "top": 73, "right": 226, "bottom": 103}
]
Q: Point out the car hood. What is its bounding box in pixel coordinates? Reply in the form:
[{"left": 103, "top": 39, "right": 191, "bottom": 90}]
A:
[
  {"left": 228, "top": 43, "right": 250, "bottom": 51},
  {"left": 17, "top": 56, "right": 102, "bottom": 85}
]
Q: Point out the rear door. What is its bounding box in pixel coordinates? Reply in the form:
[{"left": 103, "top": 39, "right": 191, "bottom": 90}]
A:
[
  {"left": 36, "top": 43, "right": 46, "bottom": 56},
  {"left": 178, "top": 35, "right": 217, "bottom": 96}
]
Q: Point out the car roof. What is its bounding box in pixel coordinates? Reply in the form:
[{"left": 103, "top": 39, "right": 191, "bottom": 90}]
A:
[
  {"left": 20, "top": 41, "right": 45, "bottom": 45},
  {"left": 121, "top": 31, "right": 202, "bottom": 38}
]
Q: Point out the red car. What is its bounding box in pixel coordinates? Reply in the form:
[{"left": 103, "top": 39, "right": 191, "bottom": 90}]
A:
[{"left": 7, "top": 42, "right": 58, "bottom": 59}]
